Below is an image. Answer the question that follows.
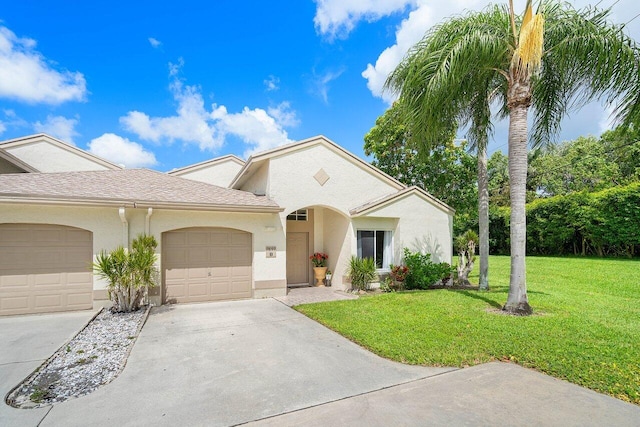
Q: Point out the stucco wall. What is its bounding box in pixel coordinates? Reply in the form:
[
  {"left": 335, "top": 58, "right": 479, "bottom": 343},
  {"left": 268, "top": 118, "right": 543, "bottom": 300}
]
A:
[
  {"left": 322, "top": 208, "right": 351, "bottom": 289},
  {"left": 5, "top": 141, "right": 112, "bottom": 172},
  {"left": 265, "top": 144, "right": 399, "bottom": 216},
  {"left": 171, "top": 160, "right": 243, "bottom": 187},
  {"left": 359, "top": 194, "right": 454, "bottom": 264},
  {"left": 0, "top": 203, "right": 287, "bottom": 305}
]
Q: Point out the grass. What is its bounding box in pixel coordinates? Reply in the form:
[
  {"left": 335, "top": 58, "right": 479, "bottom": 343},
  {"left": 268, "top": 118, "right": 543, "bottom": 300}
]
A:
[{"left": 296, "top": 256, "right": 640, "bottom": 404}]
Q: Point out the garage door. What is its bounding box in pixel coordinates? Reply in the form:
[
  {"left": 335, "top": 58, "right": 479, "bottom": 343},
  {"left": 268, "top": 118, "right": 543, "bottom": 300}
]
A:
[
  {"left": 163, "top": 228, "right": 252, "bottom": 303},
  {"left": 0, "top": 224, "right": 93, "bottom": 316}
]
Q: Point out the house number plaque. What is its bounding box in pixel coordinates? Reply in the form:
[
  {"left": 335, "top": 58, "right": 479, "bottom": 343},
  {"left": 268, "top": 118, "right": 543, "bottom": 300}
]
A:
[{"left": 266, "top": 246, "right": 277, "bottom": 258}]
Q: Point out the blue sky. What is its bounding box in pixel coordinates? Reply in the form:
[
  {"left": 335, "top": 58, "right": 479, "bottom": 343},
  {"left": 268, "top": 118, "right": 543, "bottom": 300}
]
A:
[{"left": 1, "top": 0, "right": 639, "bottom": 171}]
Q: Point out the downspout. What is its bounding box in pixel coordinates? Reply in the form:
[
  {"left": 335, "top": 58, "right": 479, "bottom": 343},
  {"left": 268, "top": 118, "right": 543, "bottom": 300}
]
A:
[
  {"left": 144, "top": 207, "right": 154, "bottom": 306},
  {"left": 118, "top": 207, "right": 129, "bottom": 248},
  {"left": 145, "top": 207, "right": 153, "bottom": 235}
]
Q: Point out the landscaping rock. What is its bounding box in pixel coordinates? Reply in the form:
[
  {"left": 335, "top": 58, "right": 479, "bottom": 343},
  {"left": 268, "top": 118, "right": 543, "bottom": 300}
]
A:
[{"left": 6, "top": 307, "right": 148, "bottom": 408}]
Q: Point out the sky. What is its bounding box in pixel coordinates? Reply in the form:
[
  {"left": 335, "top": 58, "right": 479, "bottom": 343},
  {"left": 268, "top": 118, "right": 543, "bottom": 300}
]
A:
[{"left": 1, "top": 0, "right": 639, "bottom": 171}]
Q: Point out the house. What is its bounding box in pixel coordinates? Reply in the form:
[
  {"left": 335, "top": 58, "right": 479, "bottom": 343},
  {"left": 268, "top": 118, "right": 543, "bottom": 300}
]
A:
[{"left": 0, "top": 134, "right": 453, "bottom": 316}]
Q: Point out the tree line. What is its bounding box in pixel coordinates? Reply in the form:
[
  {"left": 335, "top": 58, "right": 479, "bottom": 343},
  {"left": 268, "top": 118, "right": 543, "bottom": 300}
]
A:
[{"left": 365, "top": 104, "right": 640, "bottom": 258}]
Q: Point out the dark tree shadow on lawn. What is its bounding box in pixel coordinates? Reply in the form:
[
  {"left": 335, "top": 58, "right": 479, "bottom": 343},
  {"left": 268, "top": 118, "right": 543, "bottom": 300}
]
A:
[{"left": 454, "top": 290, "right": 503, "bottom": 309}]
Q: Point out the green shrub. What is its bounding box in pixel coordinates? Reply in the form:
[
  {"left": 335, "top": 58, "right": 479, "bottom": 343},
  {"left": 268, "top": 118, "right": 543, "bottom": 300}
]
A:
[
  {"left": 347, "top": 256, "right": 377, "bottom": 291},
  {"left": 93, "top": 234, "right": 158, "bottom": 312},
  {"left": 403, "top": 248, "right": 452, "bottom": 290}
]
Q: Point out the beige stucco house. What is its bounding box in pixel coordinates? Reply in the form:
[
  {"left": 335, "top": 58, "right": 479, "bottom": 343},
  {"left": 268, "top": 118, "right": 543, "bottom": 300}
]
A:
[{"left": 0, "top": 133, "right": 453, "bottom": 316}]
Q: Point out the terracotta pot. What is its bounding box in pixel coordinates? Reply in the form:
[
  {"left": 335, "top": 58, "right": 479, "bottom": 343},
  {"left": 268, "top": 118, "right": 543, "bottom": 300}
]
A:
[{"left": 313, "top": 267, "right": 328, "bottom": 287}]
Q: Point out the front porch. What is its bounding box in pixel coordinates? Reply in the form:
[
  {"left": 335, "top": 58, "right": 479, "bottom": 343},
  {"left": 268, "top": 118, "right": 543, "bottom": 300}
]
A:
[{"left": 274, "top": 286, "right": 358, "bottom": 307}]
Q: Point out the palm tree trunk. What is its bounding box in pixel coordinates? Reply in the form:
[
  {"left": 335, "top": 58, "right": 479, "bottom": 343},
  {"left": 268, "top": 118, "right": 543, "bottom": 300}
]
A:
[
  {"left": 504, "top": 99, "right": 532, "bottom": 315},
  {"left": 478, "top": 143, "right": 489, "bottom": 291}
]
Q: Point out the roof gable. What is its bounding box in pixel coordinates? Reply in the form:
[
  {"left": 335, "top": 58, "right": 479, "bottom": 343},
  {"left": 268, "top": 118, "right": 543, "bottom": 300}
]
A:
[
  {"left": 350, "top": 186, "right": 455, "bottom": 216},
  {"left": 0, "top": 134, "right": 122, "bottom": 172},
  {"left": 168, "top": 154, "right": 245, "bottom": 176},
  {"left": 168, "top": 154, "right": 245, "bottom": 188},
  {"left": 230, "top": 135, "right": 405, "bottom": 191},
  {"left": 0, "top": 148, "right": 39, "bottom": 173}
]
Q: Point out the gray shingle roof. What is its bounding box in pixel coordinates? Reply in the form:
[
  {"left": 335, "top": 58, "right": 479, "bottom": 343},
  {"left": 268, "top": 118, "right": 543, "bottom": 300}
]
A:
[{"left": 0, "top": 169, "right": 280, "bottom": 211}]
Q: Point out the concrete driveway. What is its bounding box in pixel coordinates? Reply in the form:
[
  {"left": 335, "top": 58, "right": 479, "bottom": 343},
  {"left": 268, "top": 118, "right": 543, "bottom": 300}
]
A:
[
  {"left": 0, "top": 309, "right": 98, "bottom": 426},
  {"left": 3, "top": 299, "right": 640, "bottom": 427},
  {"left": 41, "top": 299, "right": 453, "bottom": 426}
]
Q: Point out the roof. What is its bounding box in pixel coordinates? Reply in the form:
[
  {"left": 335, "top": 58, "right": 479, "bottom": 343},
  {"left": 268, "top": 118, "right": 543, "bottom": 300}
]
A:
[
  {"left": 0, "top": 133, "right": 123, "bottom": 171},
  {"left": 0, "top": 169, "right": 281, "bottom": 212},
  {"left": 0, "top": 148, "right": 39, "bottom": 173},
  {"left": 168, "top": 154, "right": 245, "bottom": 176},
  {"left": 230, "top": 135, "right": 406, "bottom": 190},
  {"left": 350, "top": 186, "right": 455, "bottom": 216}
]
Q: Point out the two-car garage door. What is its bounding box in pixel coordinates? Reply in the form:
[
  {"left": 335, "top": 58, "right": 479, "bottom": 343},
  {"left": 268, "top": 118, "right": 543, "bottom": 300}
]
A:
[
  {"left": 0, "top": 224, "right": 93, "bottom": 316},
  {"left": 163, "top": 228, "right": 253, "bottom": 303}
]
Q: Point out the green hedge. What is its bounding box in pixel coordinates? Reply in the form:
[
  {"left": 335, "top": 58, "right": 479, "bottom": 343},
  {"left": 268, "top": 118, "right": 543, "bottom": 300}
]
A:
[{"left": 487, "top": 182, "right": 640, "bottom": 257}]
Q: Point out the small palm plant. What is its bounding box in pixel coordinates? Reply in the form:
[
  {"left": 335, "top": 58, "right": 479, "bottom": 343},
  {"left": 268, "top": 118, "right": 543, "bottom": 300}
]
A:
[
  {"left": 94, "top": 234, "right": 158, "bottom": 312},
  {"left": 347, "top": 256, "right": 377, "bottom": 291}
]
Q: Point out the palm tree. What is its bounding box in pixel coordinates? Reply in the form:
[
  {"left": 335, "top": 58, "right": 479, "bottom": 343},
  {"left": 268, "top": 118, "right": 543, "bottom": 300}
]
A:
[{"left": 386, "top": 0, "right": 640, "bottom": 314}]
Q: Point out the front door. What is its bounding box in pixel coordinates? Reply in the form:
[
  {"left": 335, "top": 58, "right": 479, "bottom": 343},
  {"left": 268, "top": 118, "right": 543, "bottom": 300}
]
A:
[{"left": 286, "top": 232, "right": 309, "bottom": 285}]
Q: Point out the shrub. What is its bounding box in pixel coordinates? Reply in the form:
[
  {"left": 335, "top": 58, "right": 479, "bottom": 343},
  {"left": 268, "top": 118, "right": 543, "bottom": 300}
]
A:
[
  {"left": 93, "top": 234, "right": 158, "bottom": 312},
  {"left": 403, "top": 248, "right": 452, "bottom": 290},
  {"left": 347, "top": 256, "right": 377, "bottom": 291}
]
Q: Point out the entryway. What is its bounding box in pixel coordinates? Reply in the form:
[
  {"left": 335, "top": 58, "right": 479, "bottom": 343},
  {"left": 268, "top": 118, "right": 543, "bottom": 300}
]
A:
[{"left": 286, "top": 232, "right": 309, "bottom": 286}]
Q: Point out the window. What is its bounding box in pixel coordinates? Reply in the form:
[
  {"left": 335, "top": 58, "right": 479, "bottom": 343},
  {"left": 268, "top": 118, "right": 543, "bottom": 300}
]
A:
[
  {"left": 286, "top": 209, "right": 308, "bottom": 221},
  {"left": 357, "top": 230, "right": 392, "bottom": 269}
]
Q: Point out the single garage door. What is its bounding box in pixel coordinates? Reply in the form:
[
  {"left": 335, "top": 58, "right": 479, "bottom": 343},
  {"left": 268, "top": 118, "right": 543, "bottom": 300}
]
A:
[
  {"left": 163, "top": 227, "right": 252, "bottom": 303},
  {"left": 0, "top": 224, "right": 93, "bottom": 316}
]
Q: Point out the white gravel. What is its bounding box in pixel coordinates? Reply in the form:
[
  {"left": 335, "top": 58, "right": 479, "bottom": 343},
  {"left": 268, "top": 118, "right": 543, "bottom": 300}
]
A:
[{"left": 7, "top": 307, "right": 148, "bottom": 408}]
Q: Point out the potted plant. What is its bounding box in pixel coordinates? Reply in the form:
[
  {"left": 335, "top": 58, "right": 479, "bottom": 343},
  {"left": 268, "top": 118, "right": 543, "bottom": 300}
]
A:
[
  {"left": 310, "top": 252, "right": 328, "bottom": 287},
  {"left": 325, "top": 270, "right": 332, "bottom": 286}
]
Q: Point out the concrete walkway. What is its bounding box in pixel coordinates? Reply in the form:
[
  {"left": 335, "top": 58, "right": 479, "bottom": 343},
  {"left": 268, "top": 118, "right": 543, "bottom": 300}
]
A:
[
  {"left": 246, "top": 362, "right": 640, "bottom": 427},
  {"left": 274, "top": 286, "right": 357, "bottom": 306}
]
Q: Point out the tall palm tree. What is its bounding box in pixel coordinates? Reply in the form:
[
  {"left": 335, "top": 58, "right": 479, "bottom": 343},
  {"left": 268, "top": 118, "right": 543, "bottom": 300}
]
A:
[{"left": 386, "top": 0, "right": 640, "bottom": 314}]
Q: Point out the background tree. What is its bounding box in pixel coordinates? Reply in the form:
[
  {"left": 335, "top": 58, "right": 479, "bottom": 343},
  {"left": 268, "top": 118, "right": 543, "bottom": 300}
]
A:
[
  {"left": 364, "top": 102, "right": 477, "bottom": 236},
  {"left": 386, "top": 0, "right": 640, "bottom": 315}
]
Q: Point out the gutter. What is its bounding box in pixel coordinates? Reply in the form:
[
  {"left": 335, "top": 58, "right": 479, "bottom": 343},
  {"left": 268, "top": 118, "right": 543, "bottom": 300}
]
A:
[{"left": 0, "top": 197, "right": 284, "bottom": 213}]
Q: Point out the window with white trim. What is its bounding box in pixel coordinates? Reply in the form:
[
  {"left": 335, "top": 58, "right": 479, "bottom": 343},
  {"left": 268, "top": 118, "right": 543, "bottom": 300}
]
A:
[
  {"left": 287, "top": 209, "right": 308, "bottom": 221},
  {"left": 357, "top": 230, "right": 393, "bottom": 269}
]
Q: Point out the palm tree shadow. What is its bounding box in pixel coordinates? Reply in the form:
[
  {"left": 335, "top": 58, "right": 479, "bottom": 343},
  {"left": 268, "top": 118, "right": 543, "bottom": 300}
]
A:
[{"left": 454, "top": 289, "right": 502, "bottom": 309}]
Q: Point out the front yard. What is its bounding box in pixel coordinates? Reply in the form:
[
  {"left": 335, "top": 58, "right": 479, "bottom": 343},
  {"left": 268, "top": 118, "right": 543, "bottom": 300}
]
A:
[{"left": 296, "top": 256, "right": 640, "bottom": 404}]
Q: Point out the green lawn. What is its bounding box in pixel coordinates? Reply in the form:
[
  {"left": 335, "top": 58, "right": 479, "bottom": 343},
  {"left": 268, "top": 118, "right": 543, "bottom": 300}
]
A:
[{"left": 296, "top": 256, "right": 640, "bottom": 404}]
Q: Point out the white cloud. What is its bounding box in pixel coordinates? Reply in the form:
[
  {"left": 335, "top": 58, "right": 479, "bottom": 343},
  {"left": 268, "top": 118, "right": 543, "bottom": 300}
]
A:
[
  {"left": 264, "top": 75, "right": 280, "bottom": 91},
  {"left": 121, "top": 60, "right": 296, "bottom": 156},
  {"left": 0, "top": 121, "right": 6, "bottom": 135},
  {"left": 213, "top": 105, "right": 294, "bottom": 158},
  {"left": 362, "top": 2, "right": 438, "bottom": 103},
  {"left": 121, "top": 78, "right": 222, "bottom": 151},
  {"left": 87, "top": 133, "right": 157, "bottom": 168},
  {"left": 148, "top": 37, "right": 162, "bottom": 48},
  {"left": 33, "top": 115, "right": 79, "bottom": 144},
  {"left": 311, "top": 68, "right": 345, "bottom": 104},
  {"left": 268, "top": 102, "right": 299, "bottom": 127},
  {"left": 314, "top": 0, "right": 415, "bottom": 39},
  {"left": 0, "top": 26, "right": 86, "bottom": 104}
]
